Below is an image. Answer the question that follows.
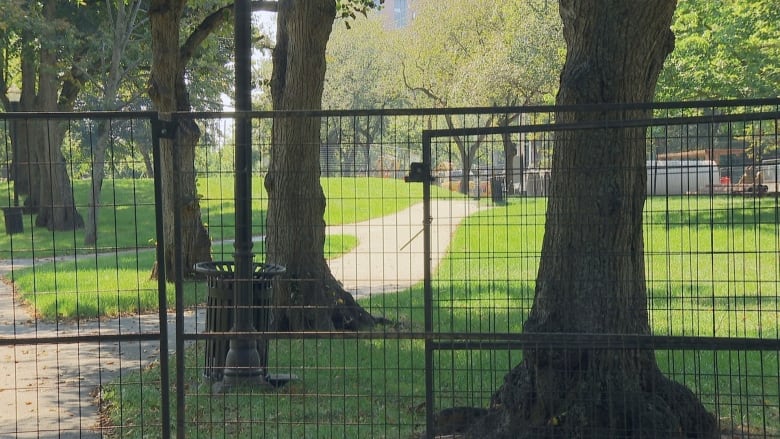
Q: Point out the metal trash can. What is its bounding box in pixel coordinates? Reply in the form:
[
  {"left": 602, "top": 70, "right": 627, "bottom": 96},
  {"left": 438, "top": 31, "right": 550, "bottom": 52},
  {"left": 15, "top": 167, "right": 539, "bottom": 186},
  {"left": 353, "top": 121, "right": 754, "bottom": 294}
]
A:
[
  {"left": 2, "top": 206, "right": 24, "bottom": 235},
  {"left": 193, "top": 261, "right": 286, "bottom": 381},
  {"left": 490, "top": 178, "right": 504, "bottom": 203}
]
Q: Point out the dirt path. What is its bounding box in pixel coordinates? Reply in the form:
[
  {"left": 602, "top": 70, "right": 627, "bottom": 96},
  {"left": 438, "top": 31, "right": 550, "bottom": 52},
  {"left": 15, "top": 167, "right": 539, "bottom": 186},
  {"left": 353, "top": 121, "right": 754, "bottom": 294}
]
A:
[{"left": 0, "top": 199, "right": 487, "bottom": 437}]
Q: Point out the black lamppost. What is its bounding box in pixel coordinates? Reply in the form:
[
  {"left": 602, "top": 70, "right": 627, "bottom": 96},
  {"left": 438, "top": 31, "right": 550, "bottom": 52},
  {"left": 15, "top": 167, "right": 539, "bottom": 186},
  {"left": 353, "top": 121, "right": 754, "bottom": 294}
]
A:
[
  {"left": 3, "top": 85, "right": 23, "bottom": 235},
  {"left": 195, "top": 0, "right": 287, "bottom": 392},
  {"left": 221, "top": 0, "right": 263, "bottom": 389}
]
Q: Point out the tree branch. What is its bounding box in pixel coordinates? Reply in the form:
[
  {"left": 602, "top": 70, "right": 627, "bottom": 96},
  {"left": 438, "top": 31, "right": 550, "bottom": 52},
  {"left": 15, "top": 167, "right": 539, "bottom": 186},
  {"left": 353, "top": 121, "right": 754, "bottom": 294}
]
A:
[
  {"left": 180, "top": 1, "right": 278, "bottom": 68},
  {"left": 400, "top": 62, "right": 446, "bottom": 107}
]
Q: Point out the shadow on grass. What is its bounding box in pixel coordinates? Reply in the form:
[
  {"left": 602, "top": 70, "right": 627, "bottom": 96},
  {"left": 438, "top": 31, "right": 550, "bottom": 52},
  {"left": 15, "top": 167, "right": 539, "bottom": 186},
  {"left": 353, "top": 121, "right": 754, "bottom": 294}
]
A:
[
  {"left": 95, "top": 278, "right": 779, "bottom": 439},
  {"left": 646, "top": 196, "right": 780, "bottom": 230}
]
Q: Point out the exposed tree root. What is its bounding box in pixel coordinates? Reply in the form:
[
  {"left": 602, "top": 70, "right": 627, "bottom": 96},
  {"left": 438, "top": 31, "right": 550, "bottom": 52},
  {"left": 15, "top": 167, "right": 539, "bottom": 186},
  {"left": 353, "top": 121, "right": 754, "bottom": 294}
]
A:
[
  {"left": 463, "top": 354, "right": 717, "bottom": 439},
  {"left": 273, "top": 272, "right": 386, "bottom": 331},
  {"left": 331, "top": 285, "right": 387, "bottom": 330}
]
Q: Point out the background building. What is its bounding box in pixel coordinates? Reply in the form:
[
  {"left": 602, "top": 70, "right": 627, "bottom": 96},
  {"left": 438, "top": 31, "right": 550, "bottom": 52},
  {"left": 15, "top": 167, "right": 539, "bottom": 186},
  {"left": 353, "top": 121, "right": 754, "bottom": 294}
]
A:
[{"left": 380, "top": 0, "right": 417, "bottom": 28}]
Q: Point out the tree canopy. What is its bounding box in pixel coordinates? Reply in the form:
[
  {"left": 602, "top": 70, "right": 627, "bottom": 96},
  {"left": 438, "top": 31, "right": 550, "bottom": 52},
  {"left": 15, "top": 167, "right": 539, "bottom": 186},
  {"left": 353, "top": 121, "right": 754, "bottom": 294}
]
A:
[
  {"left": 399, "top": 0, "right": 562, "bottom": 108},
  {"left": 657, "top": 0, "right": 780, "bottom": 100},
  {"left": 324, "top": 16, "right": 402, "bottom": 110}
]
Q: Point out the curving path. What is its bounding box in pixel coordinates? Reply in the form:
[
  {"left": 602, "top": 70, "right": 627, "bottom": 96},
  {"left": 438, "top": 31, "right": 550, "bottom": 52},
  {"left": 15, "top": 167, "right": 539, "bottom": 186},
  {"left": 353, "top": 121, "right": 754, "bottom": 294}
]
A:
[
  {"left": 327, "top": 199, "right": 486, "bottom": 297},
  {"left": 0, "top": 199, "right": 487, "bottom": 437}
]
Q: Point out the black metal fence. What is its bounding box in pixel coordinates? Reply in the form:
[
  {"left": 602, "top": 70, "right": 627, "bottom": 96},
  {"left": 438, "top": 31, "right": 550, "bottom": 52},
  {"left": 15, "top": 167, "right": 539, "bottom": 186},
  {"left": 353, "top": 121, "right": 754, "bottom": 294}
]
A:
[{"left": 0, "top": 100, "right": 778, "bottom": 438}]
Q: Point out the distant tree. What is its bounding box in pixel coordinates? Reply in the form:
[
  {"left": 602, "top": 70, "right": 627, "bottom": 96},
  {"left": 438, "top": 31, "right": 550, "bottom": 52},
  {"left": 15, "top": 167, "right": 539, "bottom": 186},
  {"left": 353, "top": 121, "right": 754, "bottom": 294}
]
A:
[
  {"left": 654, "top": 0, "right": 779, "bottom": 164},
  {"left": 323, "top": 14, "right": 403, "bottom": 175},
  {"left": 324, "top": 15, "right": 402, "bottom": 110},
  {"left": 84, "top": 0, "right": 148, "bottom": 246},
  {"left": 466, "top": 1, "right": 717, "bottom": 437},
  {"left": 657, "top": 0, "right": 780, "bottom": 100},
  {"left": 0, "top": 0, "right": 89, "bottom": 230},
  {"left": 400, "top": 0, "right": 562, "bottom": 194},
  {"left": 1, "top": 0, "right": 231, "bottom": 237}
]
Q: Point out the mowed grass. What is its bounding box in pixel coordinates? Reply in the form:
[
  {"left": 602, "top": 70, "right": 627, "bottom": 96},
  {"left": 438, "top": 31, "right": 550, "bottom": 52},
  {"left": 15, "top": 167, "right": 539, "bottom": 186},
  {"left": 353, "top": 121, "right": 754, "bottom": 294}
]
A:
[
  {"left": 0, "top": 178, "right": 158, "bottom": 258},
  {"left": 4, "top": 176, "right": 456, "bottom": 320},
  {"left": 102, "top": 195, "right": 779, "bottom": 438},
  {"left": 10, "top": 235, "right": 357, "bottom": 320},
  {"left": 0, "top": 176, "right": 448, "bottom": 259}
]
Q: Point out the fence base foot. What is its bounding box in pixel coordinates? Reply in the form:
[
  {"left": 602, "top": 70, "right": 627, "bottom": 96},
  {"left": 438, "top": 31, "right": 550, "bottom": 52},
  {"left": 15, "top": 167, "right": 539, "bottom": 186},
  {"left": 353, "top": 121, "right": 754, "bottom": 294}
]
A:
[{"left": 266, "top": 373, "right": 298, "bottom": 388}]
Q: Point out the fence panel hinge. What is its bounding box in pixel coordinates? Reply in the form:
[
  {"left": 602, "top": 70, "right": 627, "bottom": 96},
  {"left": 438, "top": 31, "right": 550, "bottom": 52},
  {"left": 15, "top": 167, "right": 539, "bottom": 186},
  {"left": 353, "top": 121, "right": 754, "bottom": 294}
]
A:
[
  {"left": 152, "top": 119, "right": 178, "bottom": 140},
  {"left": 405, "top": 162, "right": 435, "bottom": 183}
]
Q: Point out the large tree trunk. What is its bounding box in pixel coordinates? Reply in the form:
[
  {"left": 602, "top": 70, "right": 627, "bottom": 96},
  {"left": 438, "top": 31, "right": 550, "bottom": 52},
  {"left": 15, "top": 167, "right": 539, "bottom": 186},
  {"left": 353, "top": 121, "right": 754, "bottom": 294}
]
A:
[
  {"left": 25, "top": 2, "right": 84, "bottom": 231},
  {"left": 148, "top": 0, "right": 211, "bottom": 280},
  {"left": 445, "top": 114, "right": 493, "bottom": 196},
  {"left": 11, "top": 18, "right": 39, "bottom": 205},
  {"left": 11, "top": 109, "right": 34, "bottom": 209},
  {"left": 265, "top": 0, "right": 375, "bottom": 331},
  {"left": 32, "top": 119, "right": 84, "bottom": 231},
  {"left": 462, "top": 2, "right": 717, "bottom": 438},
  {"left": 10, "top": 0, "right": 84, "bottom": 230}
]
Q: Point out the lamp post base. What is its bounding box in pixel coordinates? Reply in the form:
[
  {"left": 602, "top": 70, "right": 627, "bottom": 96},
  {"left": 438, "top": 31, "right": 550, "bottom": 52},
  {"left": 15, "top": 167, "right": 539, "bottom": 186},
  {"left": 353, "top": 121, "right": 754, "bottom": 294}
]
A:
[{"left": 217, "top": 342, "right": 269, "bottom": 392}]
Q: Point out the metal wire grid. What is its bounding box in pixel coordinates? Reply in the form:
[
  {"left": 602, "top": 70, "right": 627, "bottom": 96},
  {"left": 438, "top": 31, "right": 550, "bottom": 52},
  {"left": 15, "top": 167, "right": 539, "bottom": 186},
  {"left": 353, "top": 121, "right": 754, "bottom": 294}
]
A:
[
  {"left": 424, "top": 104, "right": 780, "bottom": 438},
  {"left": 0, "top": 113, "right": 168, "bottom": 438},
  {"left": 0, "top": 102, "right": 778, "bottom": 438}
]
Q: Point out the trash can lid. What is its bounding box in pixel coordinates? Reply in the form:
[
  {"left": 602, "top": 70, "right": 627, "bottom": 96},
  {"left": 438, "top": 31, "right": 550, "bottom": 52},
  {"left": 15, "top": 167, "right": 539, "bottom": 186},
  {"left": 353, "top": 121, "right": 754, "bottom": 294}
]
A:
[
  {"left": 255, "top": 262, "right": 286, "bottom": 279},
  {"left": 194, "top": 261, "right": 286, "bottom": 279},
  {"left": 193, "top": 261, "right": 233, "bottom": 276}
]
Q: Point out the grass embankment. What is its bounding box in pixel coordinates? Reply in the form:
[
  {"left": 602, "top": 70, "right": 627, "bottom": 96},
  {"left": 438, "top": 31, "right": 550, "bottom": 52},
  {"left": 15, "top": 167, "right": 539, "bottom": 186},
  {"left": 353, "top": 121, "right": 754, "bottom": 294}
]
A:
[
  {"left": 4, "top": 176, "right": 453, "bottom": 320},
  {"left": 101, "top": 196, "right": 779, "bottom": 438}
]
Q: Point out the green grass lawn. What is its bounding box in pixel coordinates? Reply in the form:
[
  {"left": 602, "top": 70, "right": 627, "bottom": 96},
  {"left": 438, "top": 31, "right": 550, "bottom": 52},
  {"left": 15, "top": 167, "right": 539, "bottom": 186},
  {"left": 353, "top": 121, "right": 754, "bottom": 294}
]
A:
[
  {"left": 99, "top": 195, "right": 779, "bottom": 438},
  {"left": 0, "top": 176, "right": 453, "bottom": 259},
  {"left": 1, "top": 178, "right": 159, "bottom": 258},
  {"left": 10, "top": 234, "right": 358, "bottom": 320},
  {"left": 3, "top": 176, "right": 456, "bottom": 320}
]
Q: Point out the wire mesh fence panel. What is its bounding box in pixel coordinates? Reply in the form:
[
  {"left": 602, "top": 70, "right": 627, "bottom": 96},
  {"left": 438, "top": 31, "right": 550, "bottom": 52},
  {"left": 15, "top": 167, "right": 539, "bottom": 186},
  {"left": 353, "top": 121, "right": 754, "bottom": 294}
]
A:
[
  {"left": 425, "top": 101, "right": 780, "bottom": 438},
  {"left": 178, "top": 111, "right": 437, "bottom": 438},
  {"left": 0, "top": 113, "right": 171, "bottom": 438},
  {"left": 1, "top": 102, "right": 779, "bottom": 438}
]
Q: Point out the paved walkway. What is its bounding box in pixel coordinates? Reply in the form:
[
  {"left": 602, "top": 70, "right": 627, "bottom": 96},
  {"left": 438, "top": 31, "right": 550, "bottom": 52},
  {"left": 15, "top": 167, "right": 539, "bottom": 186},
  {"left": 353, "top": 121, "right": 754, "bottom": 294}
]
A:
[
  {"left": 327, "top": 199, "right": 485, "bottom": 297},
  {"left": 0, "top": 261, "right": 204, "bottom": 438},
  {"left": 0, "top": 199, "right": 485, "bottom": 438}
]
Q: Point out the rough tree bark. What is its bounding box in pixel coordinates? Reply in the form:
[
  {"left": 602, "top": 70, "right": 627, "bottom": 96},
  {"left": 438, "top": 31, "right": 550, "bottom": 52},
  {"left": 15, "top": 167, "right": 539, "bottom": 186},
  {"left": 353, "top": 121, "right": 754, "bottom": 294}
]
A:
[
  {"left": 265, "top": 0, "right": 376, "bottom": 331},
  {"left": 147, "top": 0, "right": 279, "bottom": 280},
  {"left": 31, "top": 118, "right": 84, "bottom": 231},
  {"left": 462, "top": 1, "right": 718, "bottom": 438},
  {"left": 148, "top": 0, "right": 212, "bottom": 280},
  {"left": 21, "top": 0, "right": 84, "bottom": 231}
]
